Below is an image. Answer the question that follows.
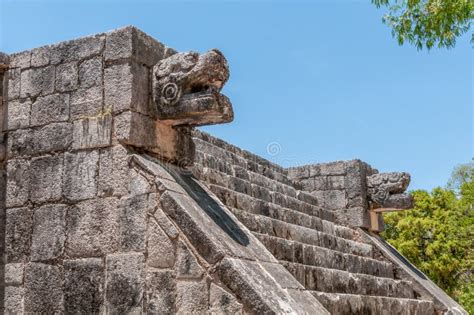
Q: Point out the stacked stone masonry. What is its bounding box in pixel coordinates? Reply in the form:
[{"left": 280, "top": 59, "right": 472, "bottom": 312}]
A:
[{"left": 0, "top": 26, "right": 467, "bottom": 314}]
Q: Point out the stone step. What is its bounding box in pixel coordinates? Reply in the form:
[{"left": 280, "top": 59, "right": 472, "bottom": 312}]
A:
[
  {"left": 311, "top": 292, "right": 434, "bottom": 315},
  {"left": 208, "top": 183, "right": 352, "bottom": 241},
  {"left": 253, "top": 233, "right": 394, "bottom": 279},
  {"left": 228, "top": 207, "right": 373, "bottom": 258},
  {"left": 282, "top": 262, "right": 415, "bottom": 299}
]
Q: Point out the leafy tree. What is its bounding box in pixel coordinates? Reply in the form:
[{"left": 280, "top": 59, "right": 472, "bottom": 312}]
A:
[
  {"left": 382, "top": 168, "right": 473, "bottom": 313},
  {"left": 372, "top": 0, "right": 474, "bottom": 49},
  {"left": 448, "top": 161, "right": 474, "bottom": 191}
]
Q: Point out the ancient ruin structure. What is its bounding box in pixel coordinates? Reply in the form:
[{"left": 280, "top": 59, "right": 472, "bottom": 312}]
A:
[{"left": 0, "top": 26, "right": 467, "bottom": 314}]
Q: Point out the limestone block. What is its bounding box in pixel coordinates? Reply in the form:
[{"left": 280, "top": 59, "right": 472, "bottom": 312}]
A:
[
  {"left": 70, "top": 86, "right": 103, "bottom": 119},
  {"left": 30, "top": 154, "right": 63, "bottom": 202},
  {"left": 6, "top": 159, "right": 30, "bottom": 208},
  {"left": 30, "top": 93, "right": 69, "bottom": 126},
  {"left": 24, "top": 263, "right": 64, "bottom": 313},
  {"left": 5, "top": 286, "right": 24, "bottom": 314},
  {"left": 319, "top": 161, "right": 346, "bottom": 176},
  {"left": 79, "top": 56, "right": 102, "bottom": 88},
  {"left": 175, "top": 279, "right": 208, "bottom": 314},
  {"left": 9, "top": 50, "right": 31, "bottom": 69},
  {"left": 50, "top": 34, "right": 105, "bottom": 64},
  {"left": 129, "top": 168, "right": 154, "bottom": 196},
  {"left": 98, "top": 144, "right": 129, "bottom": 197},
  {"left": 260, "top": 261, "right": 304, "bottom": 290},
  {"left": 209, "top": 283, "right": 243, "bottom": 315},
  {"left": 30, "top": 204, "right": 67, "bottom": 262},
  {"left": 327, "top": 175, "right": 345, "bottom": 190},
  {"left": 20, "top": 66, "right": 55, "bottom": 98},
  {"left": 66, "top": 197, "right": 120, "bottom": 257},
  {"left": 106, "top": 253, "right": 145, "bottom": 314},
  {"left": 325, "top": 190, "right": 347, "bottom": 210},
  {"left": 64, "top": 258, "right": 105, "bottom": 314},
  {"left": 63, "top": 150, "right": 98, "bottom": 201},
  {"left": 113, "top": 111, "right": 157, "bottom": 148},
  {"left": 55, "top": 61, "right": 78, "bottom": 92},
  {"left": 120, "top": 194, "right": 150, "bottom": 252},
  {"left": 145, "top": 269, "right": 176, "bottom": 314},
  {"left": 7, "top": 68, "right": 21, "bottom": 100},
  {"left": 176, "top": 239, "right": 204, "bottom": 278},
  {"left": 147, "top": 217, "right": 176, "bottom": 268},
  {"left": 31, "top": 46, "right": 50, "bottom": 67},
  {"left": 5, "top": 263, "right": 24, "bottom": 285},
  {"left": 153, "top": 206, "right": 179, "bottom": 239},
  {"left": 7, "top": 99, "right": 31, "bottom": 130},
  {"left": 5, "top": 207, "right": 32, "bottom": 263},
  {"left": 72, "top": 114, "right": 112, "bottom": 149}
]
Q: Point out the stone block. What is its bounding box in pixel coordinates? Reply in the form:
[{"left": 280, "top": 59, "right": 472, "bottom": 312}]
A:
[
  {"left": 66, "top": 197, "right": 120, "bottom": 257},
  {"left": 30, "top": 154, "right": 63, "bottom": 202},
  {"left": 153, "top": 206, "right": 179, "bottom": 239},
  {"left": 120, "top": 194, "right": 149, "bottom": 252},
  {"left": 7, "top": 99, "right": 30, "bottom": 130},
  {"left": 24, "top": 263, "right": 64, "bottom": 313},
  {"left": 129, "top": 168, "right": 154, "bottom": 196},
  {"left": 72, "top": 115, "right": 112, "bottom": 149},
  {"left": 79, "top": 56, "right": 102, "bottom": 88},
  {"left": 106, "top": 253, "right": 145, "bottom": 314},
  {"left": 7, "top": 68, "right": 21, "bottom": 100},
  {"left": 70, "top": 86, "right": 103, "bottom": 119},
  {"left": 55, "top": 61, "right": 78, "bottom": 92},
  {"left": 113, "top": 111, "right": 157, "bottom": 148},
  {"left": 99, "top": 144, "right": 129, "bottom": 197},
  {"left": 209, "top": 283, "right": 243, "bottom": 315},
  {"left": 31, "top": 46, "right": 51, "bottom": 67},
  {"left": 319, "top": 161, "right": 346, "bottom": 176},
  {"left": 145, "top": 269, "right": 176, "bottom": 314},
  {"left": 327, "top": 175, "right": 345, "bottom": 190},
  {"left": 5, "top": 286, "right": 24, "bottom": 314},
  {"left": 105, "top": 26, "right": 134, "bottom": 61},
  {"left": 175, "top": 279, "right": 208, "bottom": 314},
  {"left": 30, "top": 93, "right": 69, "bottom": 126},
  {"left": 10, "top": 50, "right": 31, "bottom": 69},
  {"left": 325, "top": 190, "right": 347, "bottom": 210},
  {"left": 63, "top": 150, "right": 98, "bottom": 201},
  {"left": 5, "top": 263, "right": 24, "bottom": 285},
  {"left": 6, "top": 159, "right": 29, "bottom": 208},
  {"left": 64, "top": 258, "right": 105, "bottom": 314},
  {"left": 20, "top": 66, "right": 55, "bottom": 98},
  {"left": 5, "top": 207, "right": 32, "bottom": 263},
  {"left": 30, "top": 204, "right": 67, "bottom": 261},
  {"left": 50, "top": 34, "right": 105, "bottom": 64},
  {"left": 176, "top": 239, "right": 204, "bottom": 278},
  {"left": 147, "top": 216, "right": 176, "bottom": 268}
]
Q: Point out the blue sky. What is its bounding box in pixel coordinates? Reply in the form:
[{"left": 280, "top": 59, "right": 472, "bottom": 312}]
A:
[{"left": 1, "top": 0, "right": 472, "bottom": 190}]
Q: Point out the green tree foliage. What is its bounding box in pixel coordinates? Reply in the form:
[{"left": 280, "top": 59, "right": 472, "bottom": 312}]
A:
[
  {"left": 372, "top": 0, "right": 474, "bottom": 49},
  {"left": 382, "top": 167, "right": 473, "bottom": 312}
]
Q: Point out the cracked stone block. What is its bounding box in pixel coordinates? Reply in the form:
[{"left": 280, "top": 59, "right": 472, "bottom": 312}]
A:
[
  {"left": 7, "top": 99, "right": 31, "bottom": 130},
  {"left": 147, "top": 217, "right": 176, "bottom": 268},
  {"left": 30, "top": 204, "right": 67, "bottom": 262},
  {"left": 31, "top": 46, "right": 51, "bottom": 67},
  {"left": 30, "top": 154, "right": 63, "bottom": 203},
  {"left": 64, "top": 258, "right": 105, "bottom": 314},
  {"left": 5, "top": 286, "right": 24, "bottom": 314},
  {"left": 5, "top": 207, "right": 32, "bottom": 263},
  {"left": 63, "top": 150, "right": 98, "bottom": 201},
  {"left": 24, "top": 263, "right": 64, "bottom": 313},
  {"left": 176, "top": 239, "right": 204, "bottom": 279},
  {"left": 6, "top": 159, "right": 30, "bottom": 208},
  {"left": 20, "top": 66, "right": 55, "bottom": 98},
  {"left": 153, "top": 206, "right": 179, "bottom": 239},
  {"left": 30, "top": 93, "right": 69, "bottom": 127},
  {"left": 7, "top": 68, "right": 21, "bottom": 100},
  {"left": 209, "top": 283, "right": 243, "bottom": 315},
  {"left": 145, "top": 269, "right": 176, "bottom": 314},
  {"left": 79, "top": 56, "right": 102, "bottom": 88},
  {"left": 66, "top": 197, "right": 120, "bottom": 257},
  {"left": 10, "top": 50, "right": 31, "bottom": 69},
  {"left": 98, "top": 145, "right": 129, "bottom": 197},
  {"left": 72, "top": 115, "right": 112, "bottom": 149},
  {"left": 106, "top": 253, "right": 145, "bottom": 314},
  {"left": 129, "top": 168, "right": 154, "bottom": 195},
  {"left": 121, "top": 194, "right": 150, "bottom": 252},
  {"left": 70, "top": 86, "right": 103, "bottom": 120},
  {"left": 55, "top": 61, "right": 78, "bottom": 92},
  {"left": 5, "top": 263, "right": 24, "bottom": 285},
  {"left": 50, "top": 34, "right": 105, "bottom": 64},
  {"left": 176, "top": 279, "right": 208, "bottom": 314}
]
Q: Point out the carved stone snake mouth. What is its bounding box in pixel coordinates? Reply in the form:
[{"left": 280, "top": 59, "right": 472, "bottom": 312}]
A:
[{"left": 153, "top": 49, "right": 233, "bottom": 127}]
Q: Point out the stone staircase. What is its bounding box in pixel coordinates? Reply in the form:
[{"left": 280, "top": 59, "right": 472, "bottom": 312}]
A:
[{"left": 192, "top": 129, "right": 435, "bottom": 314}]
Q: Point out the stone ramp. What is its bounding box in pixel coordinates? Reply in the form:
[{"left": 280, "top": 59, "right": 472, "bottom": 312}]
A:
[{"left": 192, "top": 129, "right": 437, "bottom": 314}]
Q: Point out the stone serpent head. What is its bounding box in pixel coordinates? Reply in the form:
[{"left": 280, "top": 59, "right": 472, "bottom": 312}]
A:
[{"left": 367, "top": 172, "right": 414, "bottom": 209}]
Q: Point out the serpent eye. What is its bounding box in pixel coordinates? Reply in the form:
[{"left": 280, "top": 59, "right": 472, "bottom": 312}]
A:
[{"left": 161, "top": 82, "right": 181, "bottom": 105}]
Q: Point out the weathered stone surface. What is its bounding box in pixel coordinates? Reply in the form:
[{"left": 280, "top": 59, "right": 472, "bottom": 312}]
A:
[
  {"left": 147, "top": 217, "right": 176, "bottom": 268},
  {"left": 175, "top": 279, "right": 208, "bottom": 314},
  {"left": 325, "top": 189, "right": 347, "bottom": 210},
  {"left": 20, "top": 66, "right": 55, "bottom": 98},
  {"left": 153, "top": 206, "right": 179, "bottom": 239},
  {"left": 72, "top": 115, "right": 112, "bottom": 149},
  {"left": 106, "top": 253, "right": 145, "bottom": 314},
  {"left": 5, "top": 286, "right": 24, "bottom": 314},
  {"left": 5, "top": 263, "right": 24, "bottom": 285},
  {"left": 10, "top": 50, "right": 31, "bottom": 69},
  {"left": 129, "top": 168, "right": 154, "bottom": 195},
  {"left": 55, "top": 61, "right": 78, "bottom": 92},
  {"left": 30, "top": 154, "right": 63, "bottom": 202},
  {"left": 63, "top": 150, "right": 98, "bottom": 201},
  {"left": 99, "top": 144, "right": 129, "bottom": 197},
  {"left": 209, "top": 283, "right": 243, "bottom": 315},
  {"left": 31, "top": 46, "right": 50, "bottom": 67},
  {"left": 64, "top": 258, "right": 105, "bottom": 314},
  {"left": 30, "top": 93, "right": 69, "bottom": 126},
  {"left": 7, "top": 99, "right": 30, "bottom": 129},
  {"left": 66, "top": 197, "right": 120, "bottom": 257},
  {"left": 145, "top": 269, "right": 176, "bottom": 314},
  {"left": 7, "top": 68, "right": 21, "bottom": 100},
  {"left": 79, "top": 56, "right": 102, "bottom": 88},
  {"left": 24, "top": 263, "right": 64, "bottom": 313},
  {"left": 50, "top": 34, "right": 105, "bottom": 64},
  {"left": 120, "top": 194, "right": 149, "bottom": 252},
  {"left": 30, "top": 204, "right": 67, "bottom": 261},
  {"left": 176, "top": 239, "right": 204, "bottom": 278},
  {"left": 5, "top": 207, "right": 32, "bottom": 263},
  {"left": 70, "top": 86, "right": 103, "bottom": 119},
  {"left": 6, "top": 159, "right": 29, "bottom": 207}
]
